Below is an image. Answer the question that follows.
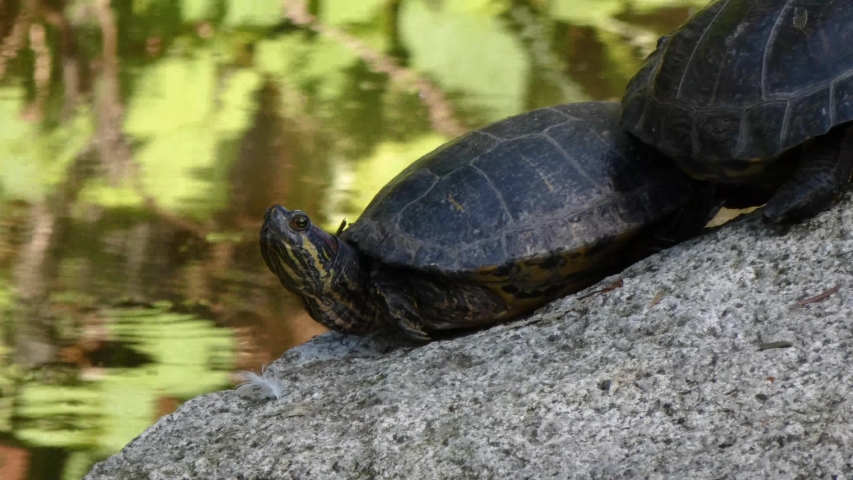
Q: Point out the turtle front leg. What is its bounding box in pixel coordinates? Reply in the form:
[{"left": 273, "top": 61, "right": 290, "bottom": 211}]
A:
[
  {"left": 371, "top": 285, "right": 432, "bottom": 341},
  {"left": 762, "top": 125, "right": 853, "bottom": 223},
  {"left": 371, "top": 267, "right": 508, "bottom": 341}
]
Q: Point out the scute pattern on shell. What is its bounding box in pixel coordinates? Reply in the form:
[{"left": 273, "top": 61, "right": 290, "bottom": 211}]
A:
[
  {"left": 622, "top": 0, "right": 853, "bottom": 164},
  {"left": 341, "top": 102, "right": 697, "bottom": 277}
]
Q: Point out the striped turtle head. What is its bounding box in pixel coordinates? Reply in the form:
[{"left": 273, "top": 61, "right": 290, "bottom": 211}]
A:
[
  {"left": 260, "top": 205, "right": 381, "bottom": 334},
  {"left": 260, "top": 205, "right": 339, "bottom": 296}
]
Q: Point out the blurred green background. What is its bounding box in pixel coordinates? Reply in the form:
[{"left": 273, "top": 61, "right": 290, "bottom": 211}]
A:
[{"left": 0, "top": 0, "right": 706, "bottom": 478}]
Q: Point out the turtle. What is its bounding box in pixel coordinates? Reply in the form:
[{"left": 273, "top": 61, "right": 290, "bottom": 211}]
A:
[
  {"left": 260, "top": 101, "right": 719, "bottom": 341},
  {"left": 621, "top": 0, "right": 853, "bottom": 223}
]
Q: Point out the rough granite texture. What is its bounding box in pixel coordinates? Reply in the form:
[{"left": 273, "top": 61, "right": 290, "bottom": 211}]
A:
[{"left": 86, "top": 194, "right": 853, "bottom": 479}]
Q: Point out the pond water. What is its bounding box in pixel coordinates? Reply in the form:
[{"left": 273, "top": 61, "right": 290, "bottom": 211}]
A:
[{"left": 0, "top": 1, "right": 707, "bottom": 478}]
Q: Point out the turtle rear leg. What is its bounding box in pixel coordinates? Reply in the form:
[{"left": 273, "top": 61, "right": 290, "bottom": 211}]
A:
[
  {"left": 762, "top": 125, "right": 853, "bottom": 223},
  {"left": 371, "top": 267, "right": 508, "bottom": 341}
]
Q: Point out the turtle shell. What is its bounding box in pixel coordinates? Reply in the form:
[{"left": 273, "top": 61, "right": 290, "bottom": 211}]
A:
[
  {"left": 621, "top": 0, "right": 853, "bottom": 181},
  {"left": 340, "top": 101, "right": 698, "bottom": 288}
]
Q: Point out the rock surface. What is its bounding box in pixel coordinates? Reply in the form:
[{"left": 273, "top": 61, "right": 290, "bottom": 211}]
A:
[{"left": 86, "top": 195, "right": 853, "bottom": 479}]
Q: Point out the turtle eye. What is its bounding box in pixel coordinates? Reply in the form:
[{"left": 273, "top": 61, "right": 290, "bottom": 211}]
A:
[{"left": 289, "top": 213, "right": 310, "bottom": 231}]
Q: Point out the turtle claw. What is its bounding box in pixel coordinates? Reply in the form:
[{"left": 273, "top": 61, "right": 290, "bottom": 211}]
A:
[{"left": 393, "top": 317, "right": 432, "bottom": 342}]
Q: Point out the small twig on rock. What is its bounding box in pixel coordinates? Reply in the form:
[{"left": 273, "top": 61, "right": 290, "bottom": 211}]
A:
[
  {"left": 647, "top": 291, "right": 664, "bottom": 310},
  {"left": 794, "top": 284, "right": 841, "bottom": 307},
  {"left": 578, "top": 278, "right": 623, "bottom": 300},
  {"left": 758, "top": 341, "right": 793, "bottom": 351}
]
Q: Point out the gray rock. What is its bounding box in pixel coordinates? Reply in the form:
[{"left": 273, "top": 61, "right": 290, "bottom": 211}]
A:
[{"left": 86, "top": 194, "right": 853, "bottom": 479}]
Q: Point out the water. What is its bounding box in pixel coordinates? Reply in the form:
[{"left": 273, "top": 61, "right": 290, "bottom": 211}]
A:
[{"left": 0, "top": 1, "right": 705, "bottom": 478}]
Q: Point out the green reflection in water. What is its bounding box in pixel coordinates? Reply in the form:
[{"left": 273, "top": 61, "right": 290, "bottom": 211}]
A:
[
  {"left": 320, "top": 0, "right": 388, "bottom": 26},
  {"left": 400, "top": 0, "right": 532, "bottom": 121},
  {"left": 13, "top": 305, "right": 234, "bottom": 455},
  {"left": 255, "top": 33, "right": 361, "bottom": 121},
  {"left": 0, "top": 1, "right": 702, "bottom": 478},
  {"left": 0, "top": 88, "right": 92, "bottom": 203},
  {"left": 123, "top": 49, "right": 261, "bottom": 219}
]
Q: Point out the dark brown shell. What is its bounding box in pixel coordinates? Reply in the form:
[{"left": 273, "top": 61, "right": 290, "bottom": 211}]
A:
[
  {"left": 622, "top": 0, "right": 853, "bottom": 172},
  {"left": 340, "top": 101, "right": 697, "bottom": 283}
]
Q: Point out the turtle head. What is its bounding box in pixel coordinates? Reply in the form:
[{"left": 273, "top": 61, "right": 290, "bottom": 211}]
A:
[
  {"left": 260, "top": 205, "right": 339, "bottom": 293},
  {"left": 260, "top": 205, "right": 380, "bottom": 333}
]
